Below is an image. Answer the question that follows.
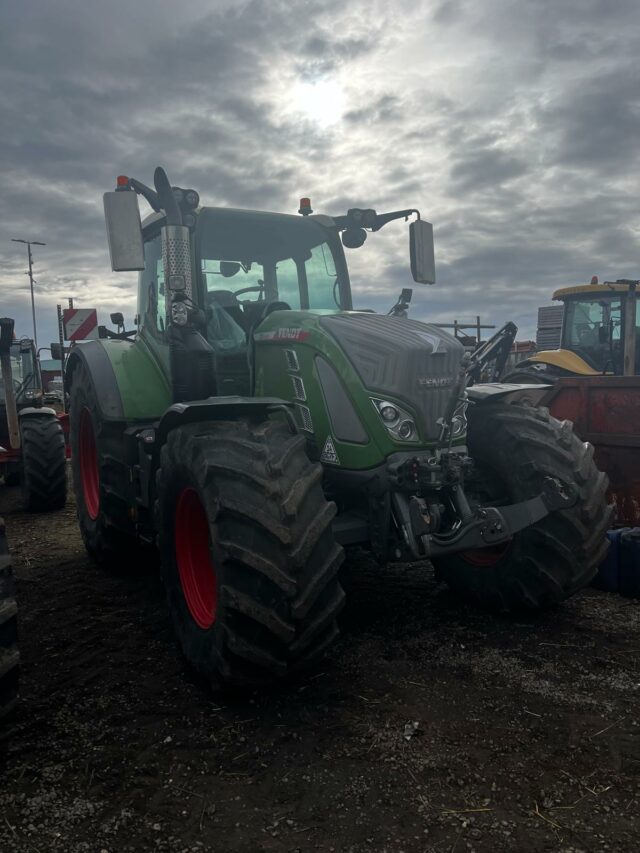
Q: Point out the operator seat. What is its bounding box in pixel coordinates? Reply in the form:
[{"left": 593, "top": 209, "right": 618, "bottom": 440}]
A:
[
  {"left": 207, "top": 289, "right": 248, "bottom": 334},
  {"left": 242, "top": 299, "right": 291, "bottom": 333}
]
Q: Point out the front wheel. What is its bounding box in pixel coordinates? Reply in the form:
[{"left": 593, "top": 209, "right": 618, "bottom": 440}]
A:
[
  {"left": 433, "top": 403, "right": 612, "bottom": 610},
  {"left": 156, "top": 419, "right": 345, "bottom": 688}
]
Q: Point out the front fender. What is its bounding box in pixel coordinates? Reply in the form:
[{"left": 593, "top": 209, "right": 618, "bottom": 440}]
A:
[
  {"left": 157, "top": 396, "right": 295, "bottom": 445},
  {"left": 467, "top": 382, "right": 553, "bottom": 407}
]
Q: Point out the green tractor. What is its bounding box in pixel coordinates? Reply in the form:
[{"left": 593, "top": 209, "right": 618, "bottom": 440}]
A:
[{"left": 67, "top": 168, "right": 610, "bottom": 688}]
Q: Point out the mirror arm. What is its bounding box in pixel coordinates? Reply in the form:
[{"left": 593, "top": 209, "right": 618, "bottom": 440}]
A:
[
  {"left": 330, "top": 208, "right": 420, "bottom": 233},
  {"left": 128, "top": 178, "right": 162, "bottom": 212},
  {"left": 371, "top": 208, "right": 420, "bottom": 232}
]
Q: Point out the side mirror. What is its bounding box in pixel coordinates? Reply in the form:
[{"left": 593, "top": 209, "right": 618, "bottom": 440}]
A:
[
  {"left": 50, "top": 343, "right": 62, "bottom": 360},
  {"left": 103, "top": 190, "right": 145, "bottom": 271},
  {"left": 410, "top": 220, "right": 436, "bottom": 284},
  {"left": 220, "top": 261, "right": 241, "bottom": 278},
  {"left": 110, "top": 312, "right": 124, "bottom": 327}
]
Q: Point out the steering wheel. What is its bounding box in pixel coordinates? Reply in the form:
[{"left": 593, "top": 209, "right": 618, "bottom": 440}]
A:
[
  {"left": 233, "top": 284, "right": 265, "bottom": 299},
  {"left": 14, "top": 372, "right": 34, "bottom": 398}
]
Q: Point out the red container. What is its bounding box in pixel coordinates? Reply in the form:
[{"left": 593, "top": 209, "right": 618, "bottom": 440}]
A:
[{"left": 545, "top": 376, "right": 640, "bottom": 526}]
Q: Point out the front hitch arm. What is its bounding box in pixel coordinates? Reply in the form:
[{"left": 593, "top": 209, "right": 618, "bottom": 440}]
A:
[{"left": 419, "top": 476, "right": 576, "bottom": 558}]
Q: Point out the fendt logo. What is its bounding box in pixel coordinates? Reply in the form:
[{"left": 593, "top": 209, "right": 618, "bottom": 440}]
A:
[{"left": 417, "top": 377, "right": 454, "bottom": 388}]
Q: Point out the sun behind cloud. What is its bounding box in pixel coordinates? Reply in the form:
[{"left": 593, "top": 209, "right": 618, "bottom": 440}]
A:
[{"left": 291, "top": 78, "right": 345, "bottom": 125}]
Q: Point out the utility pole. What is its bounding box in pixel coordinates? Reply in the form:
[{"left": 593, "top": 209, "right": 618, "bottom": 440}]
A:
[{"left": 11, "top": 238, "right": 46, "bottom": 350}]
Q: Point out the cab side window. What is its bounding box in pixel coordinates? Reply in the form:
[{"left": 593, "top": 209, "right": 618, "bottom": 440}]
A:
[{"left": 138, "top": 234, "right": 165, "bottom": 339}]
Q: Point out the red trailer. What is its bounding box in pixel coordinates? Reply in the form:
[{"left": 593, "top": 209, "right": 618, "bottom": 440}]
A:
[{"left": 546, "top": 376, "right": 640, "bottom": 526}]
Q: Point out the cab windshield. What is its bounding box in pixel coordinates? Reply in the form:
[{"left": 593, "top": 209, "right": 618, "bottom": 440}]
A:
[
  {"left": 0, "top": 344, "right": 39, "bottom": 404},
  {"left": 196, "top": 208, "right": 349, "bottom": 351}
]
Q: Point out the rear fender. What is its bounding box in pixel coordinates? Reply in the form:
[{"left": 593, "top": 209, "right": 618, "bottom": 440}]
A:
[
  {"left": 467, "top": 383, "right": 553, "bottom": 408},
  {"left": 529, "top": 349, "right": 601, "bottom": 376},
  {"left": 18, "top": 407, "right": 58, "bottom": 419},
  {"left": 65, "top": 339, "right": 171, "bottom": 422}
]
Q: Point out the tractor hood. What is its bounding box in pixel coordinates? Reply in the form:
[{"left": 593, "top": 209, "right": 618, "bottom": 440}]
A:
[{"left": 320, "top": 313, "right": 464, "bottom": 441}]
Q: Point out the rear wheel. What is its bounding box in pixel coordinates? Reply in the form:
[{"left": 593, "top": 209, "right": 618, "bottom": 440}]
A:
[
  {"left": 433, "top": 403, "right": 612, "bottom": 610},
  {"left": 156, "top": 419, "right": 345, "bottom": 688},
  {"left": 0, "top": 517, "right": 18, "bottom": 740},
  {"left": 21, "top": 414, "right": 67, "bottom": 511},
  {"left": 70, "top": 361, "right": 139, "bottom": 567}
]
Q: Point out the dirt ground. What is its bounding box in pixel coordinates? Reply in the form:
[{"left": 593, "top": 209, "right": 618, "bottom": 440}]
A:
[{"left": 1, "top": 477, "right": 639, "bottom": 853}]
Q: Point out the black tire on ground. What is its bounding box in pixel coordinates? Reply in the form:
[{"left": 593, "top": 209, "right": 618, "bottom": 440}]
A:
[
  {"left": 156, "top": 419, "right": 345, "bottom": 688},
  {"left": 21, "top": 414, "right": 67, "bottom": 511},
  {"left": 0, "top": 517, "right": 18, "bottom": 737},
  {"left": 433, "top": 403, "right": 612, "bottom": 611},
  {"left": 69, "top": 360, "right": 139, "bottom": 567}
]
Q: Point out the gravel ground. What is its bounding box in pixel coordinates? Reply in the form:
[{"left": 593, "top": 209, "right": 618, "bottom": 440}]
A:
[{"left": 1, "top": 477, "right": 639, "bottom": 853}]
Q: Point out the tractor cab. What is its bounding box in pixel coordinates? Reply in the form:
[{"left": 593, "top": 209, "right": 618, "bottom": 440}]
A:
[
  {"left": 0, "top": 339, "right": 41, "bottom": 408},
  {"left": 124, "top": 177, "right": 436, "bottom": 400},
  {"left": 505, "top": 278, "right": 639, "bottom": 382}
]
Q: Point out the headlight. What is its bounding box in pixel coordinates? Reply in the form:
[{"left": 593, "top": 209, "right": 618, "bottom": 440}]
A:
[
  {"left": 371, "top": 398, "right": 419, "bottom": 442},
  {"left": 397, "top": 420, "right": 414, "bottom": 440},
  {"left": 380, "top": 404, "right": 399, "bottom": 422}
]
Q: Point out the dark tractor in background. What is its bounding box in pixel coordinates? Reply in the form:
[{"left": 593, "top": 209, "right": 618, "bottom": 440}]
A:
[{"left": 0, "top": 318, "right": 66, "bottom": 511}]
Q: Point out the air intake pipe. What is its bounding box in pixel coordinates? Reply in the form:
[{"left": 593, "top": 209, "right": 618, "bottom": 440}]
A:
[{"left": 154, "top": 167, "right": 216, "bottom": 402}]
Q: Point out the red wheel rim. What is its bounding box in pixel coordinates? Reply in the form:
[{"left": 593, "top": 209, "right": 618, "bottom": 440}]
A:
[
  {"left": 175, "top": 487, "right": 217, "bottom": 629},
  {"left": 79, "top": 408, "right": 99, "bottom": 520},
  {"left": 460, "top": 541, "right": 511, "bottom": 567}
]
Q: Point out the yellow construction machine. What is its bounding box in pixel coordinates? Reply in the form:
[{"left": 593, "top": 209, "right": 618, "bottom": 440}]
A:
[{"left": 504, "top": 277, "right": 638, "bottom": 382}]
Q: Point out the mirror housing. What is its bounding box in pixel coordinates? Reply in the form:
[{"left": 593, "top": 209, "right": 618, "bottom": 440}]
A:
[
  {"left": 103, "top": 190, "right": 145, "bottom": 272},
  {"left": 50, "top": 342, "right": 62, "bottom": 360},
  {"left": 410, "top": 220, "right": 436, "bottom": 284},
  {"left": 220, "top": 261, "right": 241, "bottom": 278}
]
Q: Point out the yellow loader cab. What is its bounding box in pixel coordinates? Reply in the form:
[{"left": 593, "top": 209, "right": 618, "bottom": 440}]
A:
[{"left": 504, "top": 278, "right": 639, "bottom": 383}]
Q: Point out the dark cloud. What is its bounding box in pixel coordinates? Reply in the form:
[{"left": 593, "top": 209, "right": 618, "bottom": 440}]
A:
[
  {"left": 449, "top": 147, "right": 528, "bottom": 191},
  {"left": 1, "top": 0, "right": 640, "bottom": 349}
]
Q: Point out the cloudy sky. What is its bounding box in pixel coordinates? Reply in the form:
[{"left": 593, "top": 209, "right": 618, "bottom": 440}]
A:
[{"left": 1, "top": 0, "right": 639, "bottom": 351}]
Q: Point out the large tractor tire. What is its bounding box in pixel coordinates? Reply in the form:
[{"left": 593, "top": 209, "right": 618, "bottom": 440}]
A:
[
  {"left": 0, "top": 517, "right": 18, "bottom": 737},
  {"left": 434, "top": 403, "right": 611, "bottom": 611},
  {"left": 156, "top": 419, "right": 345, "bottom": 688},
  {"left": 69, "top": 361, "right": 138, "bottom": 568},
  {"left": 21, "top": 414, "right": 67, "bottom": 511}
]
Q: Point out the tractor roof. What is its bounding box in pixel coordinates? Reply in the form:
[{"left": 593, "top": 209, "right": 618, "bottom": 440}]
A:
[
  {"left": 553, "top": 282, "right": 633, "bottom": 300},
  {"left": 141, "top": 206, "right": 328, "bottom": 232}
]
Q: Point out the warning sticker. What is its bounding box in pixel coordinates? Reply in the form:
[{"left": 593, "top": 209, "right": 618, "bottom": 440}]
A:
[{"left": 320, "top": 435, "right": 340, "bottom": 465}]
